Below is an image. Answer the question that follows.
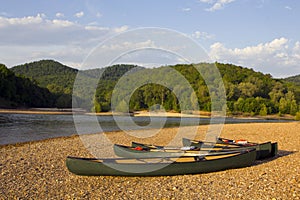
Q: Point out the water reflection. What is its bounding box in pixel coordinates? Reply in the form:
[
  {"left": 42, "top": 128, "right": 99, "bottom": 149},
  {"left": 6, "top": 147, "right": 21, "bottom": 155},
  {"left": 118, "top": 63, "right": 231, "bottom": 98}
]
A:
[{"left": 0, "top": 113, "right": 291, "bottom": 145}]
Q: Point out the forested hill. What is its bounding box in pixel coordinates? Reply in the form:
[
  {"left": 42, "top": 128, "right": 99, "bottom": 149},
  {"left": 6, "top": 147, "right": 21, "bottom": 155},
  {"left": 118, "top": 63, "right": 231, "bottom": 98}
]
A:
[
  {"left": 11, "top": 60, "right": 139, "bottom": 94},
  {"left": 11, "top": 60, "right": 78, "bottom": 77},
  {"left": 11, "top": 60, "right": 78, "bottom": 95},
  {"left": 284, "top": 75, "right": 300, "bottom": 86},
  {"left": 0, "top": 64, "right": 56, "bottom": 108},
  {"left": 1, "top": 60, "right": 300, "bottom": 117},
  {"left": 83, "top": 64, "right": 139, "bottom": 80}
]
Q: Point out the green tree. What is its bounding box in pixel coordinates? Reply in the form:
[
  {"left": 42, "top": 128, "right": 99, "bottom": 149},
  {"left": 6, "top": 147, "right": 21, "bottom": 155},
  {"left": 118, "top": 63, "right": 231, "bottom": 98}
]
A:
[
  {"left": 269, "top": 82, "right": 285, "bottom": 104},
  {"left": 295, "top": 111, "right": 300, "bottom": 120},
  {"left": 290, "top": 100, "right": 298, "bottom": 115},
  {"left": 259, "top": 104, "right": 268, "bottom": 116},
  {"left": 238, "top": 82, "right": 258, "bottom": 98},
  {"left": 279, "top": 97, "right": 289, "bottom": 114}
]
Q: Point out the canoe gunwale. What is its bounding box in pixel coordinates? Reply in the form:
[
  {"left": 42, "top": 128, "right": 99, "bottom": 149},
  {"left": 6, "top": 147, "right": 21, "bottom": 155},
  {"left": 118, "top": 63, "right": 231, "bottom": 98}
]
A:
[
  {"left": 114, "top": 143, "right": 257, "bottom": 158},
  {"left": 182, "top": 138, "right": 277, "bottom": 159}
]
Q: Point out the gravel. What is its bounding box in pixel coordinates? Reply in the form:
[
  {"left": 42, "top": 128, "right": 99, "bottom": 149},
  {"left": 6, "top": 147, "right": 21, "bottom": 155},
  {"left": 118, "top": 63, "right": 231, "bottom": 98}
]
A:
[{"left": 1, "top": 122, "right": 299, "bottom": 199}]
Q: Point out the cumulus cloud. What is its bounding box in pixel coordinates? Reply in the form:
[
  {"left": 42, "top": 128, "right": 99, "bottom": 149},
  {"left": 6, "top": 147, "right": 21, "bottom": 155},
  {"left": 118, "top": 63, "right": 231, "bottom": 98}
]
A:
[
  {"left": 209, "top": 37, "right": 300, "bottom": 77},
  {"left": 0, "top": 14, "right": 81, "bottom": 46},
  {"left": 199, "top": 0, "right": 236, "bottom": 11},
  {"left": 74, "top": 11, "right": 84, "bottom": 18},
  {"left": 0, "top": 13, "right": 76, "bottom": 29},
  {"left": 114, "top": 25, "right": 129, "bottom": 33},
  {"left": 55, "top": 12, "right": 64, "bottom": 18},
  {"left": 0, "top": 14, "right": 130, "bottom": 68},
  {"left": 191, "top": 31, "right": 215, "bottom": 40},
  {"left": 0, "top": 13, "right": 44, "bottom": 26},
  {"left": 0, "top": 14, "right": 129, "bottom": 46}
]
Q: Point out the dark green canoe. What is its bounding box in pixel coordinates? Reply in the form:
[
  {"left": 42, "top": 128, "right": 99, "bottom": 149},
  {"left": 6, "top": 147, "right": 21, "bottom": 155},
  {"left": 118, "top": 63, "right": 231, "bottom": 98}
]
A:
[
  {"left": 182, "top": 137, "right": 258, "bottom": 147},
  {"left": 182, "top": 138, "right": 277, "bottom": 159},
  {"left": 66, "top": 149, "right": 256, "bottom": 176},
  {"left": 114, "top": 143, "right": 253, "bottom": 159},
  {"left": 130, "top": 139, "right": 273, "bottom": 160},
  {"left": 132, "top": 141, "right": 245, "bottom": 150}
]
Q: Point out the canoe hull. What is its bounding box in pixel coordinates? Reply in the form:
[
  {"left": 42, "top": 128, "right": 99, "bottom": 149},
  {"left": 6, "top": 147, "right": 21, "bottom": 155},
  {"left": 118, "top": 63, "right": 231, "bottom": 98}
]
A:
[{"left": 66, "top": 149, "right": 256, "bottom": 176}]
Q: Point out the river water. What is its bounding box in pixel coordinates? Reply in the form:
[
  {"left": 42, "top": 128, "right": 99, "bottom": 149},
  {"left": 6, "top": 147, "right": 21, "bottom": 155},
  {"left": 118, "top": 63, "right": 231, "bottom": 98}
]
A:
[{"left": 0, "top": 113, "right": 291, "bottom": 145}]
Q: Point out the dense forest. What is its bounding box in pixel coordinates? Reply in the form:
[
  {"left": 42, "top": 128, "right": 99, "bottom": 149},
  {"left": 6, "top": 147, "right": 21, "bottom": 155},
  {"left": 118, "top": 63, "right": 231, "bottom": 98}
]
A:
[
  {"left": 92, "top": 62, "right": 300, "bottom": 118},
  {"left": 1, "top": 60, "right": 300, "bottom": 118},
  {"left": 284, "top": 74, "right": 300, "bottom": 86},
  {"left": 11, "top": 60, "right": 78, "bottom": 108},
  {"left": 0, "top": 64, "right": 56, "bottom": 108}
]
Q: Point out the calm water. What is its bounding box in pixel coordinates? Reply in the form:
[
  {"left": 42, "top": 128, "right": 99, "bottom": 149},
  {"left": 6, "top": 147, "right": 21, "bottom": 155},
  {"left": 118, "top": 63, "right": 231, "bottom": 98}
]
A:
[{"left": 0, "top": 113, "right": 291, "bottom": 145}]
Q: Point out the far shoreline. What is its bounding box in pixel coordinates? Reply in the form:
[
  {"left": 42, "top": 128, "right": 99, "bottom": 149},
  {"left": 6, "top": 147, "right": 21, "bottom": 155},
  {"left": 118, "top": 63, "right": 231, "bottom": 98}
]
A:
[{"left": 0, "top": 108, "right": 297, "bottom": 120}]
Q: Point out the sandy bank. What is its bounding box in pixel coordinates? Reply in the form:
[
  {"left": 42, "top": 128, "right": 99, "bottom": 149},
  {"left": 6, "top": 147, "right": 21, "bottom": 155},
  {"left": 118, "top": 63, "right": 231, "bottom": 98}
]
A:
[
  {"left": 0, "top": 109, "right": 297, "bottom": 121},
  {"left": 0, "top": 108, "right": 75, "bottom": 115},
  {"left": 1, "top": 122, "right": 299, "bottom": 199},
  {"left": 0, "top": 109, "right": 208, "bottom": 117}
]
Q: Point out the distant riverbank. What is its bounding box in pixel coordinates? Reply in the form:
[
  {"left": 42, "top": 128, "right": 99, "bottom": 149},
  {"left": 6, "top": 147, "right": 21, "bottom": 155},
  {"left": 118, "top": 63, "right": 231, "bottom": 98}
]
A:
[
  {"left": 0, "top": 108, "right": 76, "bottom": 115},
  {"left": 0, "top": 108, "right": 297, "bottom": 121},
  {"left": 0, "top": 108, "right": 209, "bottom": 117}
]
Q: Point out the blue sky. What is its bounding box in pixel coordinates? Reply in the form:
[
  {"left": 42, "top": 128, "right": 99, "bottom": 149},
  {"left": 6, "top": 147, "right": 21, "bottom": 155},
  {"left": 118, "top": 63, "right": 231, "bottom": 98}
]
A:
[{"left": 0, "top": 0, "right": 299, "bottom": 77}]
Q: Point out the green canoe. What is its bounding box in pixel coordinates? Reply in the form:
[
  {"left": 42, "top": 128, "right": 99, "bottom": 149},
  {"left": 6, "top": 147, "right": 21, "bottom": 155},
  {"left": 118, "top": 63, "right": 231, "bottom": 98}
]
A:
[
  {"left": 132, "top": 141, "right": 247, "bottom": 150},
  {"left": 66, "top": 149, "right": 256, "bottom": 176},
  {"left": 182, "top": 138, "right": 277, "bottom": 159},
  {"left": 131, "top": 139, "right": 273, "bottom": 160},
  {"left": 114, "top": 143, "right": 254, "bottom": 159}
]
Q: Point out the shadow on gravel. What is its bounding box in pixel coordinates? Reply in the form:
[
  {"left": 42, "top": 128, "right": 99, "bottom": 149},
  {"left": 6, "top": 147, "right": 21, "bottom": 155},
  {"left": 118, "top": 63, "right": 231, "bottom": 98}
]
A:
[{"left": 253, "top": 150, "right": 298, "bottom": 166}]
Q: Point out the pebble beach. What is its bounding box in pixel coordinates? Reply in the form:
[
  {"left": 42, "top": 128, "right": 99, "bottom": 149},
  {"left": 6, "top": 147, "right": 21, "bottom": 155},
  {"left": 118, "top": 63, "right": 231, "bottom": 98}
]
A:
[{"left": 1, "top": 122, "right": 299, "bottom": 199}]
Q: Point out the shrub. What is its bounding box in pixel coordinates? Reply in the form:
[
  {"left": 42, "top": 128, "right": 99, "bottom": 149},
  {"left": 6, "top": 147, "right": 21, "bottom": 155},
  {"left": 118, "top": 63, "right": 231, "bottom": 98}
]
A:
[
  {"left": 295, "top": 112, "right": 300, "bottom": 121},
  {"left": 259, "top": 104, "right": 268, "bottom": 116}
]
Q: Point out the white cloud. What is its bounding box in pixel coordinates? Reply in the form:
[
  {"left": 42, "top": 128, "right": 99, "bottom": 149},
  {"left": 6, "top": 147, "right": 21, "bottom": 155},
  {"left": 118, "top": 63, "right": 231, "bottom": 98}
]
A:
[
  {"left": 0, "top": 14, "right": 131, "bottom": 68},
  {"left": 199, "top": 0, "right": 236, "bottom": 11},
  {"left": 85, "top": 26, "right": 109, "bottom": 31},
  {"left": 199, "top": 0, "right": 214, "bottom": 3},
  {"left": 209, "top": 38, "right": 300, "bottom": 77},
  {"left": 182, "top": 8, "right": 191, "bottom": 12},
  {"left": 55, "top": 13, "right": 64, "bottom": 18},
  {"left": 285, "top": 6, "right": 292, "bottom": 10},
  {"left": 51, "top": 19, "right": 75, "bottom": 27},
  {"left": 0, "top": 13, "right": 44, "bottom": 26},
  {"left": 0, "top": 14, "right": 128, "bottom": 46},
  {"left": 0, "top": 14, "right": 81, "bottom": 46},
  {"left": 114, "top": 25, "right": 129, "bottom": 33},
  {"left": 74, "top": 11, "right": 84, "bottom": 18},
  {"left": 294, "top": 41, "right": 300, "bottom": 51},
  {"left": 0, "top": 13, "right": 77, "bottom": 29},
  {"left": 191, "top": 31, "right": 215, "bottom": 40}
]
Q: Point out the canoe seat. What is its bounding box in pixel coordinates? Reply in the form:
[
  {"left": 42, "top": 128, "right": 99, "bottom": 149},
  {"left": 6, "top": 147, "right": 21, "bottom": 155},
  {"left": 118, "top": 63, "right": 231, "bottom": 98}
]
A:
[{"left": 194, "top": 156, "right": 206, "bottom": 161}]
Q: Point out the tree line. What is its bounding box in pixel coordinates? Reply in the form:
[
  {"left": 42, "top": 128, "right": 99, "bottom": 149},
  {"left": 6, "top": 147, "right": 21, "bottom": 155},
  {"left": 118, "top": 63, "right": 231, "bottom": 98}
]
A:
[
  {"left": 0, "top": 64, "right": 56, "bottom": 108},
  {"left": 92, "top": 63, "right": 300, "bottom": 118},
  {"left": 2, "top": 60, "right": 300, "bottom": 118}
]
